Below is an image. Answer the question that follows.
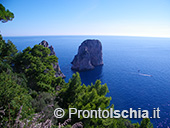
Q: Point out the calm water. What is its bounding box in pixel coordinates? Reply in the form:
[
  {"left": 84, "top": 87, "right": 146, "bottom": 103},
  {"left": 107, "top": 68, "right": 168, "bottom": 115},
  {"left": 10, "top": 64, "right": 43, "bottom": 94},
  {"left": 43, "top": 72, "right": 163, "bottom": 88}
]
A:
[{"left": 4, "top": 36, "right": 170, "bottom": 127}]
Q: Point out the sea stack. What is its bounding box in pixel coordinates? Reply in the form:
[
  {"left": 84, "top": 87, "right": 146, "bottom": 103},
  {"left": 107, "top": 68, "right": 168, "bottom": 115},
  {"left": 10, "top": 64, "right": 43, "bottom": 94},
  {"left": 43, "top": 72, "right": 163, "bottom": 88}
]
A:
[
  {"left": 71, "top": 39, "right": 103, "bottom": 71},
  {"left": 39, "top": 40, "right": 66, "bottom": 78}
]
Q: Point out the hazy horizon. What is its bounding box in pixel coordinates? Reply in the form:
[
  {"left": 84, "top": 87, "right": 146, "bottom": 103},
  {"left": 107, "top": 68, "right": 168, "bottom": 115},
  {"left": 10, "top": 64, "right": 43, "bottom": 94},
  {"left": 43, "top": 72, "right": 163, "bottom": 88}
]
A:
[{"left": 3, "top": 35, "right": 170, "bottom": 39}]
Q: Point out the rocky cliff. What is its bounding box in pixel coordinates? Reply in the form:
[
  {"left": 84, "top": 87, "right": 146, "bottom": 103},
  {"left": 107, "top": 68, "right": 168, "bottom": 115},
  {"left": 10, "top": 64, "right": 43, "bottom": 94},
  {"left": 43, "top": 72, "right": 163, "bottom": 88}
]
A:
[
  {"left": 71, "top": 39, "right": 103, "bottom": 71},
  {"left": 39, "top": 40, "right": 65, "bottom": 78}
]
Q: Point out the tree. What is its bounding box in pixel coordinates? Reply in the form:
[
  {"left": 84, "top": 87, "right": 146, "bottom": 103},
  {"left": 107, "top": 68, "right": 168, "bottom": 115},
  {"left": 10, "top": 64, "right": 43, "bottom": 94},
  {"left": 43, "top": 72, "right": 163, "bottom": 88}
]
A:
[
  {"left": 0, "top": 35, "right": 18, "bottom": 72},
  {"left": 0, "top": 36, "right": 17, "bottom": 61},
  {"left": 140, "top": 118, "right": 153, "bottom": 128},
  {"left": 13, "top": 45, "right": 59, "bottom": 92},
  {"left": 0, "top": 71, "right": 34, "bottom": 126},
  {"left": 58, "top": 73, "right": 112, "bottom": 127},
  {"left": 0, "top": 4, "right": 14, "bottom": 23}
]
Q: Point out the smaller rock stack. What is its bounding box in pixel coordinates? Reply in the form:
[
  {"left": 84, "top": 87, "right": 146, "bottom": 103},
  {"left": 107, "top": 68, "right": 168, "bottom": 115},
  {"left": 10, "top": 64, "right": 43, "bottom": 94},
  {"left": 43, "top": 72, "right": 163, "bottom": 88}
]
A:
[{"left": 39, "top": 40, "right": 65, "bottom": 78}]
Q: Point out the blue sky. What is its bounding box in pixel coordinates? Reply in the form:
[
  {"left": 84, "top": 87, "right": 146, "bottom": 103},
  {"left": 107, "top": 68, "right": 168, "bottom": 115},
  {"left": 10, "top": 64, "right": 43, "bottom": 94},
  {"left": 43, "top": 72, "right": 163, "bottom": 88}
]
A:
[{"left": 1, "top": 0, "right": 170, "bottom": 37}]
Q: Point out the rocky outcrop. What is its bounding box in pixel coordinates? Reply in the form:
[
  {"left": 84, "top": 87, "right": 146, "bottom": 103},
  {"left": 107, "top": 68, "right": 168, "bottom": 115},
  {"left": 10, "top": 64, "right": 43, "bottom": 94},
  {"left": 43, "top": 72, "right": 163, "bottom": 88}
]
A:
[
  {"left": 39, "top": 40, "right": 65, "bottom": 78},
  {"left": 71, "top": 39, "right": 103, "bottom": 71}
]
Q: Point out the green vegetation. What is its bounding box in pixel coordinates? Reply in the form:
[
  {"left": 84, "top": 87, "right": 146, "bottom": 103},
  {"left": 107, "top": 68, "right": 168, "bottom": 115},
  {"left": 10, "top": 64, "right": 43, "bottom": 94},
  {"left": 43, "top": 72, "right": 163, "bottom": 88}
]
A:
[
  {"left": 0, "top": 4, "right": 14, "bottom": 23},
  {"left": 13, "top": 45, "right": 59, "bottom": 92},
  {"left": 0, "top": 71, "right": 34, "bottom": 126},
  {"left": 0, "top": 4, "right": 153, "bottom": 128}
]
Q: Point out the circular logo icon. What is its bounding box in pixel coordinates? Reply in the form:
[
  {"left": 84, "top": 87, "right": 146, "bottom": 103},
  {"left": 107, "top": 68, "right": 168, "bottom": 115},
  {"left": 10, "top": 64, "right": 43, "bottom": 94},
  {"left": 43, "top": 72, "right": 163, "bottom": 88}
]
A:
[{"left": 54, "top": 108, "right": 65, "bottom": 118}]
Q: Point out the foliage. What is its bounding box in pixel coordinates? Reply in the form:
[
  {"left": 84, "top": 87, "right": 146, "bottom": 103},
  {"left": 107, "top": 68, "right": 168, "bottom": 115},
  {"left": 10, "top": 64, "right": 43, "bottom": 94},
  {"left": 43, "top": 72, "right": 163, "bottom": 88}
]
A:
[
  {"left": 0, "top": 4, "right": 14, "bottom": 23},
  {"left": 0, "top": 71, "right": 34, "bottom": 126},
  {"left": 58, "top": 73, "right": 119, "bottom": 127},
  {"left": 140, "top": 118, "right": 153, "bottom": 128},
  {"left": 13, "top": 45, "right": 59, "bottom": 92},
  {"left": 32, "top": 92, "right": 59, "bottom": 123},
  {"left": 0, "top": 35, "right": 18, "bottom": 72}
]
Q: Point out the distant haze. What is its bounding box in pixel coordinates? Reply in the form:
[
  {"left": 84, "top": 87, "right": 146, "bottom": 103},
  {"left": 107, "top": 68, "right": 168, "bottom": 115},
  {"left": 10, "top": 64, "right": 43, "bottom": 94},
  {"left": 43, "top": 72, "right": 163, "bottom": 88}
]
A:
[{"left": 1, "top": 0, "right": 170, "bottom": 38}]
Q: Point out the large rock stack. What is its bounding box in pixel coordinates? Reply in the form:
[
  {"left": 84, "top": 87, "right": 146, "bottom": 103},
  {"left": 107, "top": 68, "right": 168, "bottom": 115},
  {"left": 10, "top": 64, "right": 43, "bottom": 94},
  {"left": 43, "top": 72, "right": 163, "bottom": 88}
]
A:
[{"left": 71, "top": 39, "right": 103, "bottom": 71}]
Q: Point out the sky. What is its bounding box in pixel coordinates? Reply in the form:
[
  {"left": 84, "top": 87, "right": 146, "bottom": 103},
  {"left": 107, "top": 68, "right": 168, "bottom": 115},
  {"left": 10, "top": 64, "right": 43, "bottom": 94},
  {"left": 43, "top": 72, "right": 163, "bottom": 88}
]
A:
[{"left": 1, "top": 0, "right": 170, "bottom": 37}]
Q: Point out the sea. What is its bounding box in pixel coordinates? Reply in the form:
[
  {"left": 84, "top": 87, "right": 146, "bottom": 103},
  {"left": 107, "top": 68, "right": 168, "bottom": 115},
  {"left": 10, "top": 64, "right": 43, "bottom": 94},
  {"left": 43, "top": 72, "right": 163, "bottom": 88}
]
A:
[{"left": 4, "top": 35, "right": 170, "bottom": 127}]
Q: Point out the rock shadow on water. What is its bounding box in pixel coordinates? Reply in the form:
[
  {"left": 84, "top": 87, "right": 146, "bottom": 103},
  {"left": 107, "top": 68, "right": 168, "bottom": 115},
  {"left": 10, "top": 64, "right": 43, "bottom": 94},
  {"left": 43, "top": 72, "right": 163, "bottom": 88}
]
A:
[{"left": 72, "top": 65, "right": 103, "bottom": 85}]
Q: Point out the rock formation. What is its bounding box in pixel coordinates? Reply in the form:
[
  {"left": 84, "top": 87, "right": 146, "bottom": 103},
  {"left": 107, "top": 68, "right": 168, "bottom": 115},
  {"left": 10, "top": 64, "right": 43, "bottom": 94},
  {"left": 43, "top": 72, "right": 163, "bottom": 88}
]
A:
[
  {"left": 39, "top": 40, "right": 65, "bottom": 78},
  {"left": 71, "top": 39, "right": 103, "bottom": 71}
]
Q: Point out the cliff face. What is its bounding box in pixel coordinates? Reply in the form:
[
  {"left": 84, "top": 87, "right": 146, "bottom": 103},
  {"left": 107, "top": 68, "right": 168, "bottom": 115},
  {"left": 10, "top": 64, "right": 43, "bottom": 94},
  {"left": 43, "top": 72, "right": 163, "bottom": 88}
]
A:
[
  {"left": 71, "top": 39, "right": 103, "bottom": 71},
  {"left": 39, "top": 40, "right": 65, "bottom": 78}
]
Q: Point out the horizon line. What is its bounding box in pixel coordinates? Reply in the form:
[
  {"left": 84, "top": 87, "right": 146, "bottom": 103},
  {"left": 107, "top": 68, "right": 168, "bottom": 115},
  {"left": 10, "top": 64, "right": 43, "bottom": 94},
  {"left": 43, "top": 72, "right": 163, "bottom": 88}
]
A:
[{"left": 2, "top": 34, "right": 170, "bottom": 39}]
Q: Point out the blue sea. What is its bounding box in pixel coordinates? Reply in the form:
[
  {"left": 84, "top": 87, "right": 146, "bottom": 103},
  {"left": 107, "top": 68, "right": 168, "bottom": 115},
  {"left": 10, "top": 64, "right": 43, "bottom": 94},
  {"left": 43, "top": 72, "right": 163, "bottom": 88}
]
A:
[{"left": 4, "top": 36, "right": 170, "bottom": 127}]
